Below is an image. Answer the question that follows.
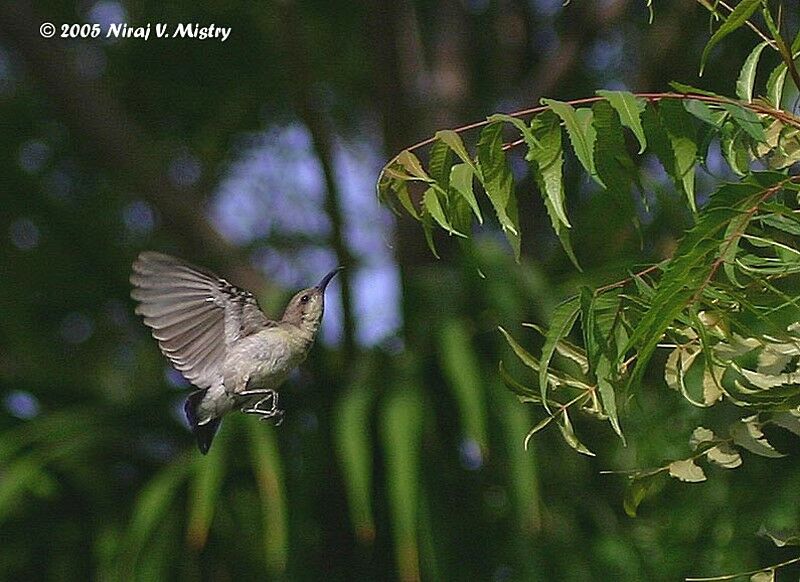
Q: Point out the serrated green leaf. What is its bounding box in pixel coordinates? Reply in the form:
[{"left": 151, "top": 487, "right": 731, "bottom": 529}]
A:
[
  {"left": 436, "top": 129, "right": 474, "bottom": 168},
  {"left": 737, "top": 41, "right": 769, "bottom": 102},
  {"left": 428, "top": 139, "right": 453, "bottom": 188},
  {"left": 422, "top": 187, "right": 465, "bottom": 237},
  {"left": 540, "top": 296, "right": 581, "bottom": 412},
  {"left": 596, "top": 356, "right": 624, "bottom": 441},
  {"left": 721, "top": 121, "right": 752, "bottom": 175},
  {"left": 450, "top": 163, "right": 482, "bottom": 223},
  {"left": 558, "top": 411, "right": 595, "bottom": 456},
  {"left": 642, "top": 101, "right": 698, "bottom": 212},
  {"left": 477, "top": 121, "right": 521, "bottom": 260},
  {"left": 722, "top": 102, "right": 766, "bottom": 141},
  {"left": 683, "top": 99, "right": 727, "bottom": 127},
  {"left": 542, "top": 99, "right": 603, "bottom": 186},
  {"left": 661, "top": 100, "right": 698, "bottom": 212},
  {"left": 625, "top": 178, "right": 780, "bottom": 391},
  {"left": 528, "top": 111, "right": 570, "bottom": 227},
  {"left": 668, "top": 458, "right": 706, "bottom": 482},
  {"left": 393, "top": 179, "right": 419, "bottom": 220},
  {"left": 700, "top": 0, "right": 763, "bottom": 75},
  {"left": 597, "top": 90, "right": 647, "bottom": 152},
  {"left": 766, "top": 61, "right": 788, "bottom": 108},
  {"left": 488, "top": 113, "right": 541, "bottom": 148},
  {"left": 593, "top": 100, "right": 638, "bottom": 217},
  {"left": 420, "top": 215, "right": 440, "bottom": 259},
  {"left": 396, "top": 150, "right": 433, "bottom": 182}
]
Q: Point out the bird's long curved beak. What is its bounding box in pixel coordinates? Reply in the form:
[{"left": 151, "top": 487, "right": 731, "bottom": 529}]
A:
[{"left": 316, "top": 266, "right": 344, "bottom": 291}]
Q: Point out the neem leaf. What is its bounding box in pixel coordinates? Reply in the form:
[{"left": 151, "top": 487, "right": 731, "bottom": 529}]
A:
[
  {"left": 625, "top": 178, "right": 777, "bottom": 391},
  {"left": 499, "top": 326, "right": 542, "bottom": 371},
  {"left": 396, "top": 150, "right": 432, "bottom": 182},
  {"left": 597, "top": 90, "right": 647, "bottom": 153},
  {"left": 706, "top": 443, "right": 743, "bottom": 468},
  {"left": 436, "top": 130, "right": 474, "bottom": 168},
  {"left": 668, "top": 459, "right": 707, "bottom": 482},
  {"left": 540, "top": 296, "right": 581, "bottom": 412},
  {"left": 477, "top": 121, "right": 521, "bottom": 259},
  {"left": 422, "top": 187, "right": 465, "bottom": 237},
  {"left": 449, "top": 163, "right": 482, "bottom": 224},
  {"left": 737, "top": 41, "right": 769, "bottom": 102},
  {"left": 730, "top": 416, "right": 786, "bottom": 458},
  {"left": 722, "top": 102, "right": 766, "bottom": 142},
  {"left": 690, "top": 426, "right": 716, "bottom": 449},
  {"left": 592, "top": 100, "right": 638, "bottom": 217},
  {"left": 528, "top": 111, "right": 570, "bottom": 228},
  {"left": 766, "top": 63, "right": 787, "bottom": 108},
  {"left": 558, "top": 411, "right": 595, "bottom": 456},
  {"left": 700, "top": 0, "right": 763, "bottom": 75},
  {"left": 542, "top": 99, "right": 603, "bottom": 186},
  {"left": 428, "top": 139, "right": 453, "bottom": 188}
]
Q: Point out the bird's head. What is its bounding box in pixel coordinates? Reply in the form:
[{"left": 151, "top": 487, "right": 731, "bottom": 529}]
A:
[{"left": 282, "top": 266, "right": 343, "bottom": 334}]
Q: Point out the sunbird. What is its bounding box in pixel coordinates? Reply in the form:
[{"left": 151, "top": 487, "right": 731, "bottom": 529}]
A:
[{"left": 130, "top": 252, "right": 341, "bottom": 454}]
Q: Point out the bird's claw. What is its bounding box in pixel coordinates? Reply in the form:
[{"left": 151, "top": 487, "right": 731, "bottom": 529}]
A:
[{"left": 240, "top": 389, "right": 284, "bottom": 425}]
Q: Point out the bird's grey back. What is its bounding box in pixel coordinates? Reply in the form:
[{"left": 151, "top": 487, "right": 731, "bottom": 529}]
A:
[{"left": 130, "top": 252, "right": 271, "bottom": 390}]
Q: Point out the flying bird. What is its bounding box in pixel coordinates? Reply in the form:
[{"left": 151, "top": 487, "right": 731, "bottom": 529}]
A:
[{"left": 130, "top": 252, "right": 341, "bottom": 454}]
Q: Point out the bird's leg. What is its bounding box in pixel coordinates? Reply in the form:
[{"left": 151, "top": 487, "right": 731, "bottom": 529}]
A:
[{"left": 239, "top": 389, "right": 284, "bottom": 426}]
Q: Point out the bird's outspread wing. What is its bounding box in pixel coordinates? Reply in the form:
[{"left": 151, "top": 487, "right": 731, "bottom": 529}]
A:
[{"left": 130, "top": 252, "right": 270, "bottom": 389}]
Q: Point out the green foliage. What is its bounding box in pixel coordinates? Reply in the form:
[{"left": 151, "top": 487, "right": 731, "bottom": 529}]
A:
[{"left": 377, "top": 3, "right": 800, "bottom": 577}]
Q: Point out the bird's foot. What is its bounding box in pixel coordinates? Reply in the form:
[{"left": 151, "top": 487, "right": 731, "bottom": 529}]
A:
[{"left": 239, "top": 389, "right": 284, "bottom": 426}]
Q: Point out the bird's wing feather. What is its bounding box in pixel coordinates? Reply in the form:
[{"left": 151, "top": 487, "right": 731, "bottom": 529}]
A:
[{"left": 130, "top": 252, "right": 270, "bottom": 389}]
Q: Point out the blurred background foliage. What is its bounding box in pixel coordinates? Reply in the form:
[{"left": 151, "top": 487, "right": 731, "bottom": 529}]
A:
[{"left": 1, "top": 1, "right": 798, "bottom": 580}]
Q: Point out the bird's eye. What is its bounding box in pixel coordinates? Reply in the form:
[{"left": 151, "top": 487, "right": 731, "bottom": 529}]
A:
[{"left": 300, "top": 294, "right": 310, "bottom": 303}]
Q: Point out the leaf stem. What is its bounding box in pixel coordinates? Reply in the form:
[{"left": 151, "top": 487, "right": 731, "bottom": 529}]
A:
[{"left": 685, "top": 555, "right": 800, "bottom": 581}]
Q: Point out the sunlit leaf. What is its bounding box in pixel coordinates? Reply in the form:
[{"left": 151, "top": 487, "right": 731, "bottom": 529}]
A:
[
  {"left": 706, "top": 443, "right": 742, "bottom": 468},
  {"left": 422, "top": 187, "right": 465, "bottom": 237},
  {"left": 396, "top": 150, "right": 433, "bottom": 182},
  {"left": 450, "top": 163, "right": 482, "bottom": 223},
  {"left": 758, "top": 525, "right": 800, "bottom": 547},
  {"left": 668, "top": 459, "right": 706, "bottom": 482},
  {"left": 690, "top": 426, "right": 716, "bottom": 449},
  {"left": 737, "top": 41, "right": 769, "bottom": 102},
  {"left": 436, "top": 129, "right": 474, "bottom": 168},
  {"left": 730, "top": 416, "right": 786, "bottom": 458}
]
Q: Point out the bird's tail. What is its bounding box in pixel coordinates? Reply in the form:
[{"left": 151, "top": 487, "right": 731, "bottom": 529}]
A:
[{"left": 184, "top": 390, "right": 222, "bottom": 455}]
